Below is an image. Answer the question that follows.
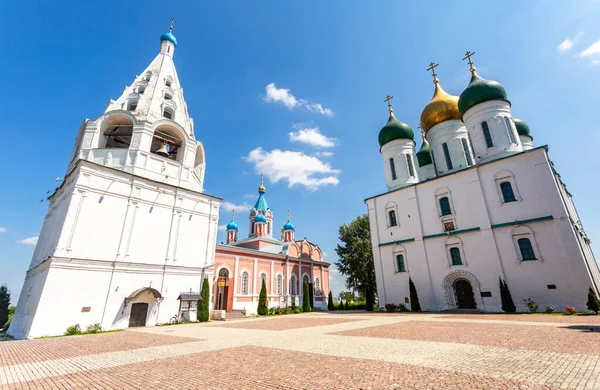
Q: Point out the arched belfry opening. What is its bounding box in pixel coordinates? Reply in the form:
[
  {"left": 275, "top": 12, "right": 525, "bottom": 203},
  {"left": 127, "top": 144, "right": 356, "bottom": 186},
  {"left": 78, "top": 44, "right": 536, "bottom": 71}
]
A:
[
  {"left": 101, "top": 114, "right": 134, "bottom": 149},
  {"left": 151, "top": 124, "right": 184, "bottom": 162}
]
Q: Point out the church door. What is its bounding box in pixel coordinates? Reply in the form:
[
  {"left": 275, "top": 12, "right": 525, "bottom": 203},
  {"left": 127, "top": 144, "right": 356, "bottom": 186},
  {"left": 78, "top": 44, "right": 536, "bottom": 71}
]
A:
[
  {"left": 454, "top": 280, "right": 476, "bottom": 309},
  {"left": 129, "top": 302, "right": 149, "bottom": 327}
]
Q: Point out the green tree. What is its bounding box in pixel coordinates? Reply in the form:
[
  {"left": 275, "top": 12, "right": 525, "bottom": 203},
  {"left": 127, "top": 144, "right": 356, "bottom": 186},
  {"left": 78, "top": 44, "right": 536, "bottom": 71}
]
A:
[
  {"left": 4, "top": 306, "right": 15, "bottom": 329},
  {"left": 499, "top": 278, "right": 516, "bottom": 313},
  {"left": 587, "top": 287, "right": 600, "bottom": 314},
  {"left": 257, "top": 279, "right": 268, "bottom": 315},
  {"left": 345, "top": 301, "right": 349, "bottom": 310},
  {"left": 409, "top": 278, "right": 421, "bottom": 312},
  {"left": 197, "top": 277, "right": 210, "bottom": 322},
  {"left": 302, "top": 283, "right": 311, "bottom": 312},
  {"left": 0, "top": 284, "right": 10, "bottom": 329},
  {"left": 327, "top": 291, "right": 334, "bottom": 311},
  {"left": 335, "top": 214, "right": 376, "bottom": 311},
  {"left": 339, "top": 291, "right": 356, "bottom": 302}
]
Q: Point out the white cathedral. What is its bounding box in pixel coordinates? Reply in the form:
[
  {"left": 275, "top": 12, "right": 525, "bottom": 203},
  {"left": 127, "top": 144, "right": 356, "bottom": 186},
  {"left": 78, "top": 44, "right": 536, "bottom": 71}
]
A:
[
  {"left": 9, "top": 26, "right": 222, "bottom": 339},
  {"left": 366, "top": 56, "right": 600, "bottom": 312}
]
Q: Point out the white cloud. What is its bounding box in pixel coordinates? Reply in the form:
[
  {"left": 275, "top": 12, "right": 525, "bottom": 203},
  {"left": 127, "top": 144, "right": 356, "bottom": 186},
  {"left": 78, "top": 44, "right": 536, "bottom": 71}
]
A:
[
  {"left": 221, "top": 201, "right": 252, "bottom": 213},
  {"left": 0, "top": 227, "right": 6, "bottom": 233},
  {"left": 306, "top": 103, "right": 334, "bottom": 117},
  {"left": 289, "top": 127, "right": 336, "bottom": 148},
  {"left": 558, "top": 38, "right": 575, "bottom": 52},
  {"left": 263, "top": 83, "right": 333, "bottom": 116},
  {"left": 593, "top": 60, "right": 600, "bottom": 66},
  {"left": 315, "top": 151, "right": 334, "bottom": 157},
  {"left": 17, "top": 236, "right": 38, "bottom": 246},
  {"left": 245, "top": 147, "right": 340, "bottom": 190},
  {"left": 243, "top": 193, "right": 256, "bottom": 199},
  {"left": 580, "top": 39, "right": 600, "bottom": 57},
  {"left": 218, "top": 225, "right": 227, "bottom": 232}
]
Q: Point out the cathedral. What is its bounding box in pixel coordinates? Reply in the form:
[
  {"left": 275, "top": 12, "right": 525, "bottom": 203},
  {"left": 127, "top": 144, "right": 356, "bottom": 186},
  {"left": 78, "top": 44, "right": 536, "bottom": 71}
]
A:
[
  {"left": 366, "top": 54, "right": 600, "bottom": 312},
  {"left": 213, "top": 176, "right": 330, "bottom": 314}
]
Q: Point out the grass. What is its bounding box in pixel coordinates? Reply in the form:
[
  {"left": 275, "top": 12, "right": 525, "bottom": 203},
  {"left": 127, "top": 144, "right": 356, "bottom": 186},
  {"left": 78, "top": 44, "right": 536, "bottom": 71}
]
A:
[{"left": 35, "top": 329, "right": 124, "bottom": 339}]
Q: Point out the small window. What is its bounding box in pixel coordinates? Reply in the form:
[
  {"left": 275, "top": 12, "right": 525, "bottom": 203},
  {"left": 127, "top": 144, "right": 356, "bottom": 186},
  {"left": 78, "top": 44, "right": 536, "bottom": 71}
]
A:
[
  {"left": 482, "top": 121, "right": 493, "bottom": 148},
  {"left": 241, "top": 271, "right": 249, "bottom": 294},
  {"left": 396, "top": 254, "right": 406, "bottom": 272},
  {"left": 390, "top": 158, "right": 397, "bottom": 180},
  {"left": 406, "top": 154, "right": 415, "bottom": 177},
  {"left": 547, "top": 284, "right": 557, "bottom": 290},
  {"left": 504, "top": 117, "right": 517, "bottom": 144},
  {"left": 500, "top": 182, "right": 516, "bottom": 202},
  {"left": 461, "top": 138, "right": 473, "bottom": 166},
  {"left": 166, "top": 79, "right": 172, "bottom": 87},
  {"left": 439, "top": 197, "right": 451, "bottom": 216},
  {"left": 144, "top": 73, "right": 152, "bottom": 82},
  {"left": 518, "top": 238, "right": 536, "bottom": 260},
  {"left": 138, "top": 86, "right": 146, "bottom": 94},
  {"left": 450, "top": 248, "right": 462, "bottom": 265},
  {"left": 442, "top": 143, "right": 453, "bottom": 170},
  {"left": 127, "top": 101, "right": 138, "bottom": 111},
  {"left": 164, "top": 93, "right": 172, "bottom": 100},
  {"left": 389, "top": 210, "right": 397, "bottom": 227},
  {"left": 251, "top": 222, "right": 255, "bottom": 235},
  {"left": 277, "top": 274, "right": 283, "bottom": 295},
  {"left": 290, "top": 275, "right": 297, "bottom": 295},
  {"left": 163, "top": 110, "right": 173, "bottom": 119},
  {"left": 314, "top": 278, "right": 320, "bottom": 295}
]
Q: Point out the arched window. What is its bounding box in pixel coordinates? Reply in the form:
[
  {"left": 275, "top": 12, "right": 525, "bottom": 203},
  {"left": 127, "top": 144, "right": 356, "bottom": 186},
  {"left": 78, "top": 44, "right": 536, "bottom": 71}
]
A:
[
  {"left": 482, "top": 121, "right": 493, "bottom": 148},
  {"left": 314, "top": 278, "right": 320, "bottom": 295},
  {"left": 102, "top": 114, "right": 133, "bottom": 149},
  {"left": 500, "top": 182, "right": 516, "bottom": 202},
  {"left": 290, "top": 275, "right": 297, "bottom": 295},
  {"left": 461, "top": 138, "right": 473, "bottom": 166},
  {"left": 518, "top": 238, "right": 536, "bottom": 260},
  {"left": 303, "top": 275, "right": 309, "bottom": 289},
  {"left": 396, "top": 254, "right": 406, "bottom": 272},
  {"left": 442, "top": 143, "right": 453, "bottom": 170},
  {"left": 164, "top": 93, "right": 172, "bottom": 100},
  {"left": 267, "top": 221, "right": 271, "bottom": 235},
  {"left": 277, "top": 274, "right": 283, "bottom": 295},
  {"left": 144, "top": 72, "right": 152, "bottom": 82},
  {"left": 450, "top": 248, "right": 462, "bottom": 265},
  {"left": 504, "top": 117, "right": 517, "bottom": 144},
  {"left": 163, "top": 108, "right": 173, "bottom": 119},
  {"left": 406, "top": 154, "right": 415, "bottom": 177},
  {"left": 127, "top": 99, "right": 138, "bottom": 111},
  {"left": 388, "top": 210, "right": 397, "bottom": 227},
  {"left": 260, "top": 273, "right": 267, "bottom": 288},
  {"left": 389, "top": 158, "right": 397, "bottom": 180},
  {"left": 439, "top": 197, "right": 451, "bottom": 216},
  {"left": 166, "top": 79, "right": 172, "bottom": 87},
  {"left": 137, "top": 85, "right": 146, "bottom": 94},
  {"left": 241, "top": 271, "right": 249, "bottom": 295},
  {"left": 151, "top": 125, "right": 183, "bottom": 162}
]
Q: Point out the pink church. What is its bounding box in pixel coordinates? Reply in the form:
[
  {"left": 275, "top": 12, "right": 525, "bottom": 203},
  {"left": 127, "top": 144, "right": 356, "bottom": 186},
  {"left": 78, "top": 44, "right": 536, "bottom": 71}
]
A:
[{"left": 213, "top": 177, "right": 331, "bottom": 313}]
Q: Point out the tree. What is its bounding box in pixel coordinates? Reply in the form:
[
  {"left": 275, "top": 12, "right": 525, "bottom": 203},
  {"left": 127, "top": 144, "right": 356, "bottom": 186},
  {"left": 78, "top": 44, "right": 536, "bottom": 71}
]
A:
[
  {"left": 257, "top": 279, "right": 268, "bottom": 315},
  {"left": 587, "top": 287, "right": 600, "bottom": 314},
  {"left": 499, "top": 278, "right": 516, "bottom": 313},
  {"left": 409, "top": 278, "right": 421, "bottom": 312},
  {"left": 302, "top": 283, "right": 311, "bottom": 312},
  {"left": 327, "top": 291, "right": 334, "bottom": 311},
  {"left": 197, "top": 277, "right": 210, "bottom": 322},
  {"left": 345, "top": 301, "right": 349, "bottom": 310},
  {"left": 339, "top": 291, "right": 356, "bottom": 302},
  {"left": 335, "top": 214, "right": 376, "bottom": 311},
  {"left": 0, "top": 284, "right": 10, "bottom": 329},
  {"left": 5, "top": 306, "right": 15, "bottom": 329}
]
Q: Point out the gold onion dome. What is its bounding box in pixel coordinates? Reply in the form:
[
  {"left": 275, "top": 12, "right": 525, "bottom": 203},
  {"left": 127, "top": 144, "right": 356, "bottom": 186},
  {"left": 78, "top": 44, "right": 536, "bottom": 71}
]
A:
[{"left": 420, "top": 81, "right": 461, "bottom": 133}]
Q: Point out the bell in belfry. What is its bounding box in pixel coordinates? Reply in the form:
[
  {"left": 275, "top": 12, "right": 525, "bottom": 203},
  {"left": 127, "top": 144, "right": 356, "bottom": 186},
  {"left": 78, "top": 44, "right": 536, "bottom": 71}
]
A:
[{"left": 156, "top": 142, "right": 169, "bottom": 157}]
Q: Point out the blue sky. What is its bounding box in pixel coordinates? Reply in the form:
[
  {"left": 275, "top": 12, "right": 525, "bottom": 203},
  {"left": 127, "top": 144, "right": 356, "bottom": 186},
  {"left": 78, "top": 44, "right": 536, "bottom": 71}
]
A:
[{"left": 1, "top": 1, "right": 600, "bottom": 302}]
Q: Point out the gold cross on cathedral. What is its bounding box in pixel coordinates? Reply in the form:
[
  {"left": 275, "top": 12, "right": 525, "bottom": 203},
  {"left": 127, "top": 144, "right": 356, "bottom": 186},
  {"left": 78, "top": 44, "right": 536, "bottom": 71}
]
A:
[
  {"left": 426, "top": 62, "right": 439, "bottom": 82},
  {"left": 462, "top": 50, "right": 476, "bottom": 73},
  {"left": 384, "top": 95, "right": 393, "bottom": 112},
  {"left": 169, "top": 17, "right": 175, "bottom": 32}
]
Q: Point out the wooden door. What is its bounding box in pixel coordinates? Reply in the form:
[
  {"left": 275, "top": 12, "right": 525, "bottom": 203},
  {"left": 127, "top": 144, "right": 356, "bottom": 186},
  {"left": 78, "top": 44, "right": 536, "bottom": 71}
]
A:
[
  {"left": 455, "top": 280, "right": 476, "bottom": 309},
  {"left": 129, "top": 302, "right": 149, "bottom": 327}
]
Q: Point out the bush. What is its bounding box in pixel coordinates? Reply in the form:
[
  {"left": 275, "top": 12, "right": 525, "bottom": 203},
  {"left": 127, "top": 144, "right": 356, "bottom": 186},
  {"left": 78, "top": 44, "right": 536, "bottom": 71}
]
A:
[
  {"left": 587, "top": 287, "right": 600, "bottom": 314},
  {"left": 302, "top": 283, "right": 311, "bottom": 313},
  {"left": 197, "top": 277, "right": 210, "bottom": 322},
  {"left": 499, "top": 278, "right": 517, "bottom": 313},
  {"left": 268, "top": 307, "right": 276, "bottom": 315},
  {"left": 544, "top": 306, "right": 555, "bottom": 314},
  {"left": 293, "top": 307, "right": 303, "bottom": 314},
  {"left": 564, "top": 306, "right": 577, "bottom": 315},
  {"left": 86, "top": 323, "right": 102, "bottom": 334},
  {"left": 385, "top": 303, "right": 397, "bottom": 312},
  {"left": 328, "top": 291, "right": 334, "bottom": 311},
  {"left": 523, "top": 298, "right": 538, "bottom": 313},
  {"left": 409, "top": 278, "right": 421, "bottom": 312},
  {"left": 277, "top": 307, "right": 286, "bottom": 315},
  {"left": 397, "top": 303, "right": 409, "bottom": 312},
  {"left": 65, "top": 324, "right": 82, "bottom": 336},
  {"left": 4, "top": 306, "right": 15, "bottom": 329},
  {"left": 257, "top": 279, "right": 268, "bottom": 316},
  {"left": 284, "top": 307, "right": 293, "bottom": 315}
]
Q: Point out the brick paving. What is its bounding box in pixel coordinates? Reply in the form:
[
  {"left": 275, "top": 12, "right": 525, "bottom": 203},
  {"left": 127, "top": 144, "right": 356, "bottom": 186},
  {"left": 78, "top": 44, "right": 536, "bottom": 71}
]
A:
[
  {"left": 333, "top": 320, "right": 600, "bottom": 355},
  {"left": 444, "top": 313, "right": 600, "bottom": 324},
  {"left": 211, "top": 316, "right": 363, "bottom": 331}
]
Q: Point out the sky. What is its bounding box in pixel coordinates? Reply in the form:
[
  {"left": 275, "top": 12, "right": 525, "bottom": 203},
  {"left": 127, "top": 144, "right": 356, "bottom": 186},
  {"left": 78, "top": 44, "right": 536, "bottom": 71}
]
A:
[{"left": 1, "top": 1, "right": 600, "bottom": 303}]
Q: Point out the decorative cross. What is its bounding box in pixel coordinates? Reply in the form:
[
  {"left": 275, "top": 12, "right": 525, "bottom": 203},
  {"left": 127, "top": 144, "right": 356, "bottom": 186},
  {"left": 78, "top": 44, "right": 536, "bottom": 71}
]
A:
[
  {"left": 287, "top": 209, "right": 291, "bottom": 220},
  {"left": 169, "top": 17, "right": 175, "bottom": 32},
  {"left": 384, "top": 95, "right": 394, "bottom": 111},
  {"left": 260, "top": 173, "right": 264, "bottom": 186},
  {"left": 462, "top": 50, "right": 476, "bottom": 72},
  {"left": 426, "top": 62, "right": 439, "bottom": 82},
  {"left": 231, "top": 209, "right": 235, "bottom": 220}
]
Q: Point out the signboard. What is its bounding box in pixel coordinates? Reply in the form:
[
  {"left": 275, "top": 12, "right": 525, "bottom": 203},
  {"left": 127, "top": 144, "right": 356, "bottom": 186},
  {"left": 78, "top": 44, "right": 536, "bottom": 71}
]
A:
[{"left": 217, "top": 279, "right": 226, "bottom": 287}]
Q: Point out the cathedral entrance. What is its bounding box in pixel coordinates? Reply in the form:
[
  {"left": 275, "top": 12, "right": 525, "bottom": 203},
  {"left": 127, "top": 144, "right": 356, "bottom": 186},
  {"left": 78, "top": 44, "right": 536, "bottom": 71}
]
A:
[
  {"left": 216, "top": 268, "right": 230, "bottom": 311},
  {"left": 129, "top": 302, "right": 149, "bottom": 327},
  {"left": 454, "top": 279, "right": 476, "bottom": 309}
]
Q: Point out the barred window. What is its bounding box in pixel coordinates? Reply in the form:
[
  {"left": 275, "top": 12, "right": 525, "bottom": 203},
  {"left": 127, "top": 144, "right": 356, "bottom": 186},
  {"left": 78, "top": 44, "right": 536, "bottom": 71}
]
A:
[{"left": 241, "top": 271, "right": 249, "bottom": 295}]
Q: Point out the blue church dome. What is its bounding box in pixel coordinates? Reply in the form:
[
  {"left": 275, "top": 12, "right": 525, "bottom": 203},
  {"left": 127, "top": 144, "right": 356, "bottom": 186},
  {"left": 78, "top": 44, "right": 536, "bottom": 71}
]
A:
[
  {"left": 283, "top": 220, "right": 295, "bottom": 231},
  {"left": 226, "top": 220, "right": 238, "bottom": 231},
  {"left": 254, "top": 213, "right": 267, "bottom": 223},
  {"left": 160, "top": 31, "right": 178, "bottom": 47}
]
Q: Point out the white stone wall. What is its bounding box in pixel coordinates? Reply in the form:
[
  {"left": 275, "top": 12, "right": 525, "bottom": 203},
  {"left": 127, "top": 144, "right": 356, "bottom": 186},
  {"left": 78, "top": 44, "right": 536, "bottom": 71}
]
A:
[
  {"left": 419, "top": 164, "right": 435, "bottom": 181},
  {"left": 381, "top": 139, "right": 419, "bottom": 191},
  {"left": 426, "top": 119, "right": 473, "bottom": 175},
  {"left": 520, "top": 135, "right": 533, "bottom": 151}
]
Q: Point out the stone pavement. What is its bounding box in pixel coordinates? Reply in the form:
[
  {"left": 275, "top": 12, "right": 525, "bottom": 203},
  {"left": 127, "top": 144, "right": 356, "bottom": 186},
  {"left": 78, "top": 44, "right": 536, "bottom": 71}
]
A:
[{"left": 1, "top": 312, "right": 599, "bottom": 389}]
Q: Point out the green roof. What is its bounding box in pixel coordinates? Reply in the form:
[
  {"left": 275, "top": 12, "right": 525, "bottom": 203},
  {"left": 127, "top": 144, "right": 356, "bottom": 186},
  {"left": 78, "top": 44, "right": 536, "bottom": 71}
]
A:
[
  {"left": 513, "top": 118, "right": 531, "bottom": 137},
  {"left": 416, "top": 140, "right": 432, "bottom": 167},
  {"left": 378, "top": 114, "right": 414, "bottom": 148},
  {"left": 458, "top": 72, "right": 508, "bottom": 114}
]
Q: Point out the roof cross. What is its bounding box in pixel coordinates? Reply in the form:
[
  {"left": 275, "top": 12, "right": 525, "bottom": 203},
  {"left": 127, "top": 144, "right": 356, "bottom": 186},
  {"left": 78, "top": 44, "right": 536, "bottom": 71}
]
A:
[
  {"left": 426, "top": 62, "right": 439, "bottom": 83},
  {"left": 169, "top": 17, "right": 175, "bottom": 32},
  {"left": 384, "top": 95, "right": 394, "bottom": 114},
  {"left": 462, "top": 50, "right": 476, "bottom": 73}
]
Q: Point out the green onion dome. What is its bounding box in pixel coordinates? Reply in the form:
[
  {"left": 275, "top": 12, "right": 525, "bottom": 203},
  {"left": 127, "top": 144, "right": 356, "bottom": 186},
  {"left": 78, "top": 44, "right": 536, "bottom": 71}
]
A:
[
  {"left": 416, "top": 138, "right": 432, "bottom": 167},
  {"left": 458, "top": 71, "right": 509, "bottom": 115},
  {"left": 378, "top": 110, "right": 414, "bottom": 148},
  {"left": 513, "top": 118, "right": 531, "bottom": 137}
]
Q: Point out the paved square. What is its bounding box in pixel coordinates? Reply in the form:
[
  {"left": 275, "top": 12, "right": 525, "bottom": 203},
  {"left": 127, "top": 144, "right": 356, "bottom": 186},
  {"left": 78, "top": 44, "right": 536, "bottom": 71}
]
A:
[{"left": 2, "top": 312, "right": 600, "bottom": 389}]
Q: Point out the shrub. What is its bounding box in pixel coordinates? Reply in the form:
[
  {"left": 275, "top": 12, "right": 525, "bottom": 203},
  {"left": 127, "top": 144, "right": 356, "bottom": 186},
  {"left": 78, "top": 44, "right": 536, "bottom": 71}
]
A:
[
  {"left": 523, "top": 298, "right": 538, "bottom": 313},
  {"left": 499, "top": 278, "right": 517, "bottom": 313},
  {"left": 291, "top": 299, "right": 296, "bottom": 310},
  {"left": 65, "top": 324, "right": 82, "bottom": 336},
  {"left": 277, "top": 307, "right": 286, "bottom": 315},
  {"left": 328, "top": 291, "right": 335, "bottom": 311},
  {"left": 544, "top": 306, "right": 555, "bottom": 314},
  {"left": 268, "top": 307, "right": 276, "bottom": 315},
  {"left": 257, "top": 279, "right": 268, "bottom": 316},
  {"left": 86, "top": 323, "right": 102, "bottom": 334},
  {"left": 293, "top": 306, "right": 303, "bottom": 314},
  {"left": 4, "top": 306, "right": 15, "bottom": 329},
  {"left": 284, "top": 307, "right": 293, "bottom": 315},
  {"left": 385, "top": 303, "right": 397, "bottom": 312},
  {"left": 345, "top": 301, "right": 349, "bottom": 310},
  {"left": 409, "top": 278, "right": 421, "bottom": 312},
  {"left": 337, "top": 302, "right": 345, "bottom": 310},
  {"left": 564, "top": 306, "right": 577, "bottom": 315},
  {"left": 302, "top": 283, "right": 312, "bottom": 313},
  {"left": 587, "top": 287, "right": 600, "bottom": 314},
  {"left": 397, "top": 303, "right": 409, "bottom": 312},
  {"left": 197, "top": 277, "right": 210, "bottom": 322}
]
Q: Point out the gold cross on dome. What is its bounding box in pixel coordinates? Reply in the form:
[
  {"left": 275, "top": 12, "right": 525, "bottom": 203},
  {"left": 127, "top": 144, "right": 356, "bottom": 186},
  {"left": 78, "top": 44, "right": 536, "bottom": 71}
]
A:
[
  {"left": 169, "top": 17, "right": 175, "bottom": 32},
  {"left": 287, "top": 209, "right": 291, "bottom": 220},
  {"left": 462, "top": 50, "right": 476, "bottom": 73},
  {"left": 384, "top": 95, "right": 394, "bottom": 112},
  {"left": 426, "top": 62, "right": 439, "bottom": 82}
]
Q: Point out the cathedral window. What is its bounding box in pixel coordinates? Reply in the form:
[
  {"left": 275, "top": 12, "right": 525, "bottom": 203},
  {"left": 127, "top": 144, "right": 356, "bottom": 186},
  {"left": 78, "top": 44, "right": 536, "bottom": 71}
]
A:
[
  {"left": 500, "top": 182, "right": 516, "bottom": 202},
  {"left": 163, "top": 108, "right": 173, "bottom": 119},
  {"left": 102, "top": 114, "right": 133, "bottom": 149},
  {"left": 511, "top": 225, "right": 542, "bottom": 262},
  {"left": 396, "top": 254, "right": 406, "bottom": 272},
  {"left": 241, "top": 271, "right": 249, "bottom": 294},
  {"left": 442, "top": 143, "right": 453, "bottom": 170},
  {"left": 144, "top": 72, "right": 152, "bottom": 82},
  {"left": 314, "top": 278, "right": 320, "bottom": 295},
  {"left": 406, "top": 154, "right": 415, "bottom": 177},
  {"left": 290, "top": 275, "right": 297, "bottom": 295},
  {"left": 251, "top": 222, "right": 255, "bottom": 235},
  {"left": 164, "top": 93, "right": 172, "bottom": 100},
  {"left": 504, "top": 117, "right": 517, "bottom": 144},
  {"left": 482, "top": 121, "right": 493, "bottom": 148},
  {"left": 449, "top": 248, "right": 462, "bottom": 265},
  {"left": 137, "top": 86, "right": 146, "bottom": 94},
  {"left": 165, "top": 77, "right": 173, "bottom": 87},
  {"left": 439, "top": 197, "right": 451, "bottom": 216},
  {"left": 461, "top": 138, "right": 474, "bottom": 166},
  {"left": 388, "top": 210, "right": 397, "bottom": 227},
  {"left": 390, "top": 158, "right": 397, "bottom": 180},
  {"left": 127, "top": 100, "right": 138, "bottom": 111},
  {"left": 518, "top": 238, "right": 536, "bottom": 261},
  {"left": 275, "top": 274, "right": 281, "bottom": 294}
]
